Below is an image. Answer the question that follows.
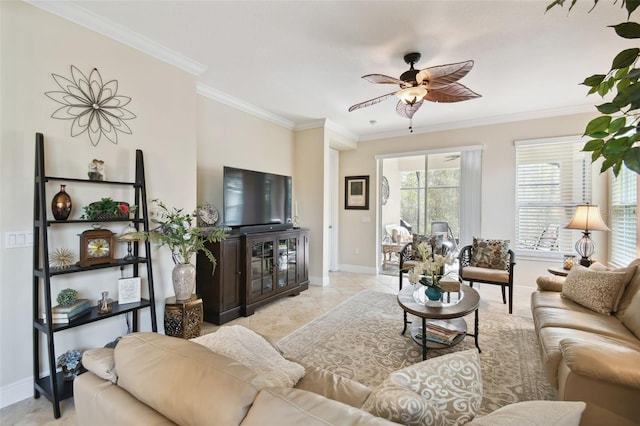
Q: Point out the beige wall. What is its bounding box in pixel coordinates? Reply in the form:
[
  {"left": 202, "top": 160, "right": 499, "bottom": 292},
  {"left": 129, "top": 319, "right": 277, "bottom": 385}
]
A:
[
  {"left": 338, "top": 113, "right": 609, "bottom": 284},
  {"left": 1, "top": 1, "right": 198, "bottom": 406},
  {"left": 196, "top": 96, "right": 295, "bottom": 207}
]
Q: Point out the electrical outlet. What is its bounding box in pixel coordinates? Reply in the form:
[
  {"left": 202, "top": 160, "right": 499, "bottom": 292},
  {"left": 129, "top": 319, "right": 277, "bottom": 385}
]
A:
[
  {"left": 354, "top": 247, "right": 360, "bottom": 255},
  {"left": 5, "top": 231, "right": 33, "bottom": 248}
]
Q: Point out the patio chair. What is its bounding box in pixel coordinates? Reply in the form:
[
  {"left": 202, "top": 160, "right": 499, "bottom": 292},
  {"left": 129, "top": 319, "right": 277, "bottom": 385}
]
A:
[{"left": 458, "top": 239, "right": 516, "bottom": 314}]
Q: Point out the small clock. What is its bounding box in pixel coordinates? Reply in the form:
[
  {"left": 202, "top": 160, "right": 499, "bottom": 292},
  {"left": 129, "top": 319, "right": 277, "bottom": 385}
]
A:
[{"left": 79, "top": 228, "right": 115, "bottom": 267}]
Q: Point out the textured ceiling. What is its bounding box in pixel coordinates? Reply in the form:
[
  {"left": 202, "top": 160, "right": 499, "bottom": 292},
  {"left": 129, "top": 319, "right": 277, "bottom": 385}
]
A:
[{"left": 31, "top": 0, "right": 634, "bottom": 140}]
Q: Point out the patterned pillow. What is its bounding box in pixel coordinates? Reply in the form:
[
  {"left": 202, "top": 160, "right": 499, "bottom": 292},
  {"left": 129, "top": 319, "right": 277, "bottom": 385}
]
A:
[
  {"left": 561, "top": 265, "right": 628, "bottom": 315},
  {"left": 470, "top": 237, "right": 510, "bottom": 270},
  {"left": 362, "top": 349, "right": 482, "bottom": 426}
]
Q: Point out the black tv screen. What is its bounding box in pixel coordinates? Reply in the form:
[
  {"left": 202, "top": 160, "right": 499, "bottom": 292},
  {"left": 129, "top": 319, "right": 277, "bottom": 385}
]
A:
[{"left": 223, "top": 166, "right": 292, "bottom": 229}]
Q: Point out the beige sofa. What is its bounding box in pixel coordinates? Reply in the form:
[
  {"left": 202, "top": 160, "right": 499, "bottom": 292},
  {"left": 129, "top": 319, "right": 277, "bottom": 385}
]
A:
[
  {"left": 531, "top": 260, "right": 640, "bottom": 426},
  {"left": 74, "top": 331, "right": 585, "bottom": 426}
]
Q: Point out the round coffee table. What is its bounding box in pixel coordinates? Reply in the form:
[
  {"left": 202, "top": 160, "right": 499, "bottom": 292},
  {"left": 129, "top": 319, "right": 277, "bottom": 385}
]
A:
[{"left": 397, "top": 284, "right": 481, "bottom": 360}]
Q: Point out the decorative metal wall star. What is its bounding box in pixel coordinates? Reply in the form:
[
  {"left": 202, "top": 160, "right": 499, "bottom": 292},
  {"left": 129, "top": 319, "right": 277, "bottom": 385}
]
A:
[{"left": 45, "top": 66, "right": 136, "bottom": 146}]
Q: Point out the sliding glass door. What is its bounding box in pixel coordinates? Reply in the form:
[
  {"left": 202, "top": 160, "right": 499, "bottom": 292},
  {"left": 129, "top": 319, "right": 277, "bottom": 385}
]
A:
[{"left": 378, "top": 148, "right": 482, "bottom": 275}]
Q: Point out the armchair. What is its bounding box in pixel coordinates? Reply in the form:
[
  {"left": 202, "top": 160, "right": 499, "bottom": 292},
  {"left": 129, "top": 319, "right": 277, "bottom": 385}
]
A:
[{"left": 458, "top": 240, "right": 516, "bottom": 314}]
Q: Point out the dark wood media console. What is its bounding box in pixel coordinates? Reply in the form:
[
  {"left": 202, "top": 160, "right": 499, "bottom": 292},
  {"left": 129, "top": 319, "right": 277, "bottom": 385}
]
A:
[{"left": 196, "top": 228, "right": 309, "bottom": 324}]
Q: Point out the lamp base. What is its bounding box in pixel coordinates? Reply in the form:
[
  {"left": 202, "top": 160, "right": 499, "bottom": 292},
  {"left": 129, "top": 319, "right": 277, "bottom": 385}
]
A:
[{"left": 579, "top": 257, "right": 591, "bottom": 267}]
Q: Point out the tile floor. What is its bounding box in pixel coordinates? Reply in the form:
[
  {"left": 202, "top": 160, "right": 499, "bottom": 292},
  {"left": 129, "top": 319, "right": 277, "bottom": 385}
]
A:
[{"left": 0, "top": 271, "right": 535, "bottom": 426}]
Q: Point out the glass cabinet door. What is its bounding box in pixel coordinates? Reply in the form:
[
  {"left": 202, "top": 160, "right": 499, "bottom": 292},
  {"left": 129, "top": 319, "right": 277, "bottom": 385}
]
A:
[
  {"left": 276, "top": 237, "right": 297, "bottom": 288},
  {"left": 250, "top": 240, "right": 274, "bottom": 296}
]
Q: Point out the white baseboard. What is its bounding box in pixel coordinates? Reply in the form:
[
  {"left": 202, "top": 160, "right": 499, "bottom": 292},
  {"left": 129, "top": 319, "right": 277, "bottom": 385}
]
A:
[
  {"left": 337, "top": 264, "right": 377, "bottom": 275},
  {"left": 309, "top": 275, "right": 329, "bottom": 286},
  {"left": 1, "top": 376, "right": 33, "bottom": 409}
]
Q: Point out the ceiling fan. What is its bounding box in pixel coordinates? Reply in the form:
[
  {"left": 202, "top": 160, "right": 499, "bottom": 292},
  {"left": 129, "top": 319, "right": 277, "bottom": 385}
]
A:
[{"left": 349, "top": 52, "right": 481, "bottom": 131}]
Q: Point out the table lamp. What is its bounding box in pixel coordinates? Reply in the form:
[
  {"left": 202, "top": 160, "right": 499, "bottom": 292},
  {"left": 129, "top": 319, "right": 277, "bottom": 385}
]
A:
[
  {"left": 118, "top": 223, "right": 141, "bottom": 261},
  {"left": 565, "top": 203, "right": 609, "bottom": 267}
]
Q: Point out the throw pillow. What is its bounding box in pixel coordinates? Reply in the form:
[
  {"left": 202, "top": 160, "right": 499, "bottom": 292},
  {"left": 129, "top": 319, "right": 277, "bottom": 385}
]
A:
[
  {"left": 467, "top": 401, "right": 586, "bottom": 426},
  {"left": 191, "top": 325, "right": 305, "bottom": 387},
  {"left": 561, "top": 264, "right": 627, "bottom": 315},
  {"left": 590, "top": 260, "right": 639, "bottom": 312},
  {"left": 362, "top": 349, "right": 482, "bottom": 426},
  {"left": 470, "top": 237, "right": 510, "bottom": 270}
]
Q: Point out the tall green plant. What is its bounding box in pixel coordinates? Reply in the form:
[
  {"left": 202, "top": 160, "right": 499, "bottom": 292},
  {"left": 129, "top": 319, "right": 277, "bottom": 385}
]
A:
[{"left": 547, "top": 0, "right": 640, "bottom": 175}]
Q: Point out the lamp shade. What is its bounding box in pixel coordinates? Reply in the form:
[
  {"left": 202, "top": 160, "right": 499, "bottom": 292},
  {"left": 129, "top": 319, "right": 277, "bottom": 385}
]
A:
[
  {"left": 565, "top": 204, "right": 609, "bottom": 232},
  {"left": 396, "top": 86, "right": 427, "bottom": 104}
]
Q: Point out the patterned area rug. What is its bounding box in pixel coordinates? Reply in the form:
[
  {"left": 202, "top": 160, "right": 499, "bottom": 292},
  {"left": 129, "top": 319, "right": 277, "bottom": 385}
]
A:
[{"left": 276, "top": 290, "right": 555, "bottom": 415}]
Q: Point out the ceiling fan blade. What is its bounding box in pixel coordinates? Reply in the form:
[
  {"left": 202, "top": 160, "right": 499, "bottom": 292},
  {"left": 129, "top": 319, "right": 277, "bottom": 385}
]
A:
[
  {"left": 348, "top": 91, "right": 398, "bottom": 112},
  {"left": 362, "top": 74, "right": 411, "bottom": 87},
  {"left": 416, "top": 60, "right": 474, "bottom": 88},
  {"left": 424, "top": 82, "right": 481, "bottom": 103},
  {"left": 396, "top": 99, "right": 423, "bottom": 119}
]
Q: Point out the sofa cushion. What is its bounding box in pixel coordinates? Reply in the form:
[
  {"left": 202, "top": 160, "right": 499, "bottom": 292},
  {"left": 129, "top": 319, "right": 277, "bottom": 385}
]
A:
[
  {"left": 81, "top": 348, "right": 117, "bottom": 384},
  {"left": 115, "top": 332, "right": 268, "bottom": 426},
  {"left": 467, "top": 401, "right": 585, "bottom": 426},
  {"left": 616, "top": 264, "right": 640, "bottom": 337},
  {"left": 191, "top": 325, "right": 305, "bottom": 387},
  {"left": 240, "top": 387, "right": 396, "bottom": 426},
  {"left": 531, "top": 291, "right": 594, "bottom": 318},
  {"left": 619, "top": 290, "right": 640, "bottom": 339},
  {"left": 362, "top": 349, "right": 482, "bottom": 426},
  {"left": 536, "top": 327, "right": 638, "bottom": 388},
  {"left": 532, "top": 307, "right": 637, "bottom": 341},
  {"left": 561, "top": 265, "right": 627, "bottom": 315},
  {"left": 470, "top": 237, "right": 509, "bottom": 270}
]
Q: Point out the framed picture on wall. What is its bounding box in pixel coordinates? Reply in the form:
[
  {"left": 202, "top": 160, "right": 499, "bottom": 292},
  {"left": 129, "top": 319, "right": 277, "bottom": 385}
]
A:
[{"left": 345, "top": 175, "right": 369, "bottom": 210}]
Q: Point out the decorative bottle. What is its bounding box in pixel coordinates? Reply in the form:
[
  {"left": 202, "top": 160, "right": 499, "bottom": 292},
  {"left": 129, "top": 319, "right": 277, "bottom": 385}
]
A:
[
  {"left": 98, "top": 291, "right": 113, "bottom": 314},
  {"left": 51, "top": 184, "right": 72, "bottom": 220}
]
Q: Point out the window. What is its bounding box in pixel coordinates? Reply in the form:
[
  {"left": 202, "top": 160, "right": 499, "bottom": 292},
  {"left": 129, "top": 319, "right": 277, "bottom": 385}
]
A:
[
  {"left": 399, "top": 153, "right": 460, "bottom": 237},
  {"left": 515, "top": 137, "right": 591, "bottom": 254},
  {"left": 610, "top": 166, "right": 638, "bottom": 266}
]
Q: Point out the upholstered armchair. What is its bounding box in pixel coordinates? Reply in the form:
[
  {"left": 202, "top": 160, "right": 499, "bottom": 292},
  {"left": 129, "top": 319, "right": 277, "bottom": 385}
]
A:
[{"left": 458, "top": 239, "right": 516, "bottom": 314}]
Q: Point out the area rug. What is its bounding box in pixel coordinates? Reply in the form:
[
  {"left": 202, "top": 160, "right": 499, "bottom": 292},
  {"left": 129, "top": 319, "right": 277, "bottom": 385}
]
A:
[{"left": 276, "top": 290, "right": 555, "bottom": 415}]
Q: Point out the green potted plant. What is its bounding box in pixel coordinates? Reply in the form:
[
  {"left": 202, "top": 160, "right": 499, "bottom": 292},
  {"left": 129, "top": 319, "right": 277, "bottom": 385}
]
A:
[
  {"left": 57, "top": 349, "right": 83, "bottom": 381},
  {"left": 143, "top": 199, "right": 227, "bottom": 301},
  {"left": 81, "top": 197, "right": 136, "bottom": 220},
  {"left": 56, "top": 288, "right": 78, "bottom": 307}
]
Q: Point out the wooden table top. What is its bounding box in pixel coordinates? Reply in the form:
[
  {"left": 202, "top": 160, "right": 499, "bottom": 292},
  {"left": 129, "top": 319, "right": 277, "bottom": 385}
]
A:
[{"left": 397, "top": 284, "right": 480, "bottom": 320}]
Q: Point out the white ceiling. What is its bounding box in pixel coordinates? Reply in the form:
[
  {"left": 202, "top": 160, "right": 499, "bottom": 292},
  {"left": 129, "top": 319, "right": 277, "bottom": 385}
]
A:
[{"left": 31, "top": 1, "right": 633, "bottom": 141}]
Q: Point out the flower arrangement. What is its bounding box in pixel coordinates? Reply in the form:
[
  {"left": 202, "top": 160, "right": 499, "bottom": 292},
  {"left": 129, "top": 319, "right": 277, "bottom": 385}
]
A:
[
  {"left": 408, "top": 241, "right": 456, "bottom": 290},
  {"left": 57, "top": 349, "right": 83, "bottom": 380},
  {"left": 145, "top": 199, "right": 227, "bottom": 267},
  {"left": 81, "top": 197, "right": 137, "bottom": 220}
]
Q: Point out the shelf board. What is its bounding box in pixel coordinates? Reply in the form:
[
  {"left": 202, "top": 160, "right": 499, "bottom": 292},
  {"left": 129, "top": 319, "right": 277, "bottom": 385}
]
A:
[
  {"left": 35, "top": 257, "right": 148, "bottom": 277},
  {"left": 43, "top": 176, "right": 135, "bottom": 186},
  {"left": 35, "top": 371, "right": 74, "bottom": 403},
  {"left": 35, "top": 299, "right": 151, "bottom": 332},
  {"left": 46, "top": 218, "right": 143, "bottom": 225}
]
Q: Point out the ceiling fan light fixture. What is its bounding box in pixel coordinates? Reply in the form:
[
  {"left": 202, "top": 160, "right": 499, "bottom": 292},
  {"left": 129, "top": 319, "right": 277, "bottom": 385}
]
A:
[{"left": 396, "top": 86, "right": 427, "bottom": 105}]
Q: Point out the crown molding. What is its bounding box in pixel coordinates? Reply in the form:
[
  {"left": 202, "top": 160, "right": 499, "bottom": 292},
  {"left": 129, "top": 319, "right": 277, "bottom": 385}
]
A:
[
  {"left": 25, "top": 0, "right": 207, "bottom": 76},
  {"left": 359, "top": 104, "right": 596, "bottom": 142},
  {"left": 196, "top": 83, "right": 295, "bottom": 129}
]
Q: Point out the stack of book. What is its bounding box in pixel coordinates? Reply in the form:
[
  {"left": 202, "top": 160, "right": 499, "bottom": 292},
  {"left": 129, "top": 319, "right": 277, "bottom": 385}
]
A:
[
  {"left": 51, "top": 299, "right": 91, "bottom": 324},
  {"left": 416, "top": 320, "right": 465, "bottom": 345}
]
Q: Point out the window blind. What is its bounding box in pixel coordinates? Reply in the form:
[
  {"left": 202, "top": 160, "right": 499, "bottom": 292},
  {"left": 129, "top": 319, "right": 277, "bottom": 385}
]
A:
[
  {"left": 515, "top": 138, "right": 591, "bottom": 253},
  {"left": 610, "top": 167, "right": 638, "bottom": 266}
]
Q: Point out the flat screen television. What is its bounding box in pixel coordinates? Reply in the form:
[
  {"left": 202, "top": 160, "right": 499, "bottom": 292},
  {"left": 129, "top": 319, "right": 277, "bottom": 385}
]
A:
[{"left": 223, "top": 166, "right": 293, "bottom": 231}]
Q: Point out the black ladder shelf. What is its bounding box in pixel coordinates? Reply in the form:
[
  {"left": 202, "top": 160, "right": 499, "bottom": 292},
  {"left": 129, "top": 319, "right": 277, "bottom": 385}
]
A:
[{"left": 32, "top": 132, "right": 158, "bottom": 418}]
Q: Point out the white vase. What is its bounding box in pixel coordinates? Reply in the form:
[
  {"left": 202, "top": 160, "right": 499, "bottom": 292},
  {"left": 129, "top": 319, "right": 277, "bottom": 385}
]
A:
[{"left": 172, "top": 263, "right": 196, "bottom": 301}]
